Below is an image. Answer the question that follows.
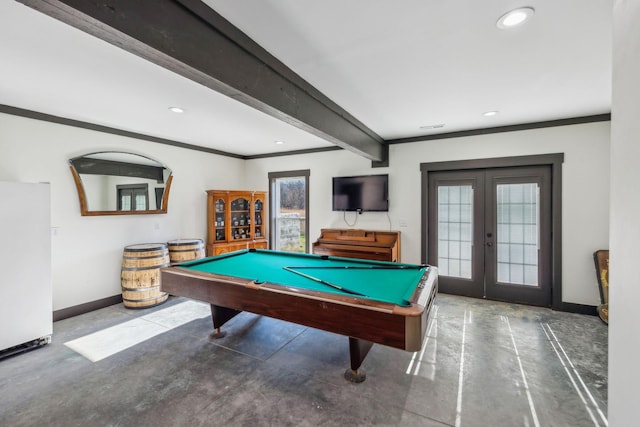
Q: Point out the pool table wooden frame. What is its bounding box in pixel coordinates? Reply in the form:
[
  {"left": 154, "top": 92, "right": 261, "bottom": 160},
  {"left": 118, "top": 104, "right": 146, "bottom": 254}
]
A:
[{"left": 160, "top": 251, "right": 438, "bottom": 382}]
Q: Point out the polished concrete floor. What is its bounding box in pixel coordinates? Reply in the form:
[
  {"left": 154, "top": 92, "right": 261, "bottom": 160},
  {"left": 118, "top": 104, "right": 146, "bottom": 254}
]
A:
[{"left": 0, "top": 294, "right": 608, "bottom": 426}]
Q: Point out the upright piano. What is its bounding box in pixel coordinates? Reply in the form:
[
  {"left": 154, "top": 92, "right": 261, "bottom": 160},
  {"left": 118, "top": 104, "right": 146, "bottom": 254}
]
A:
[{"left": 312, "top": 228, "right": 401, "bottom": 262}]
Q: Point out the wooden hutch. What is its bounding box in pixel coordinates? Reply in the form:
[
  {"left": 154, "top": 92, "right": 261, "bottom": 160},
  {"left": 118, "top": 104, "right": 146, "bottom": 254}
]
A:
[
  {"left": 312, "top": 228, "right": 401, "bottom": 262},
  {"left": 206, "top": 190, "right": 267, "bottom": 256}
]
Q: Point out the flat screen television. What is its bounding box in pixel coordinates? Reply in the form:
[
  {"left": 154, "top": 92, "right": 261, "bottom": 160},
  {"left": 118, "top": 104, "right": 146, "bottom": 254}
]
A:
[{"left": 332, "top": 174, "right": 389, "bottom": 212}]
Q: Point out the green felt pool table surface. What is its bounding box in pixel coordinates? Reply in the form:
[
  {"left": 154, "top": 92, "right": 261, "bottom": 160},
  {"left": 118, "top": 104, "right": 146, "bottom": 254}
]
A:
[{"left": 181, "top": 249, "right": 428, "bottom": 306}]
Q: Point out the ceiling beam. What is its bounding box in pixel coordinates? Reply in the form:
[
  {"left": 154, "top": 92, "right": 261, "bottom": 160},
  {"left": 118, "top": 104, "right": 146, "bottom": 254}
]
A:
[{"left": 19, "top": 0, "right": 387, "bottom": 162}]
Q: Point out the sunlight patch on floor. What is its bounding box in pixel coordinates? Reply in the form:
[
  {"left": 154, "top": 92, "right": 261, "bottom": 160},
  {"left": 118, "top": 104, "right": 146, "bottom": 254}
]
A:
[{"left": 64, "top": 300, "right": 210, "bottom": 362}]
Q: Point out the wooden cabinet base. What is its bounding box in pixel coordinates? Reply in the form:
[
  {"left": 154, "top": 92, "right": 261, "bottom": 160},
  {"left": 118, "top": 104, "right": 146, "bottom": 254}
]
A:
[{"left": 207, "top": 240, "right": 268, "bottom": 256}]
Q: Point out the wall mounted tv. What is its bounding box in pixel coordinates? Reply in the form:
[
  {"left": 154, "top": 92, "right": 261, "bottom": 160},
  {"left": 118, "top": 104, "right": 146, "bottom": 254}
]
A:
[{"left": 332, "top": 174, "right": 389, "bottom": 213}]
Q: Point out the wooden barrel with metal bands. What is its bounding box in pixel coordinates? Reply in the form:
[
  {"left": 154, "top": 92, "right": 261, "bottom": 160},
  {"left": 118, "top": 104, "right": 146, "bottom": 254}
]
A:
[{"left": 121, "top": 243, "right": 169, "bottom": 308}]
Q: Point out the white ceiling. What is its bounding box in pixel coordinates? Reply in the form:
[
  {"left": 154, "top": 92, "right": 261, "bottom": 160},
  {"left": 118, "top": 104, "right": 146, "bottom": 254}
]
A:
[{"left": 0, "top": 1, "right": 611, "bottom": 157}]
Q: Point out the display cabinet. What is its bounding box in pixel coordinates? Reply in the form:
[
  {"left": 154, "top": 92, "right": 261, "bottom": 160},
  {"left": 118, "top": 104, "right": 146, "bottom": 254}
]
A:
[{"left": 206, "top": 190, "right": 268, "bottom": 256}]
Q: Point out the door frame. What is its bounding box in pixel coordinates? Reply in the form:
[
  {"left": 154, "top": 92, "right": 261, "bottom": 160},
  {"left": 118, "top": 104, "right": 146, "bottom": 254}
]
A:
[{"left": 420, "top": 154, "right": 564, "bottom": 310}]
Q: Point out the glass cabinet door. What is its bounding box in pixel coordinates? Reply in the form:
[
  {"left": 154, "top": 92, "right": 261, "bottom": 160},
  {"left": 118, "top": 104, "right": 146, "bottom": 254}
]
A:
[
  {"left": 213, "top": 198, "right": 226, "bottom": 241},
  {"left": 254, "top": 195, "right": 264, "bottom": 240},
  {"left": 230, "top": 197, "right": 250, "bottom": 241}
]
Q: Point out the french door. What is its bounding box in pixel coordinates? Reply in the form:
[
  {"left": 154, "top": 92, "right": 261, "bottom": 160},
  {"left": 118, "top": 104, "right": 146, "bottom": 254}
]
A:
[
  {"left": 427, "top": 166, "right": 552, "bottom": 306},
  {"left": 117, "top": 184, "right": 149, "bottom": 211}
]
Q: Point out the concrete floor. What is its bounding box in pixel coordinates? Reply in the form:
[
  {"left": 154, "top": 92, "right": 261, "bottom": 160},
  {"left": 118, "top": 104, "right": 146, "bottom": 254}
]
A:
[{"left": 0, "top": 294, "right": 608, "bottom": 426}]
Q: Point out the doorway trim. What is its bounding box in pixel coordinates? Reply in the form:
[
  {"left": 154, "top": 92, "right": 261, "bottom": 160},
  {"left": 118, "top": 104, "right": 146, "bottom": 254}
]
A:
[{"left": 420, "top": 153, "right": 567, "bottom": 310}]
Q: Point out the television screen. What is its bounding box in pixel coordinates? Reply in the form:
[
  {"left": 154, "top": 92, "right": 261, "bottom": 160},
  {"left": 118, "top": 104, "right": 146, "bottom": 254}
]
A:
[{"left": 332, "top": 174, "right": 388, "bottom": 212}]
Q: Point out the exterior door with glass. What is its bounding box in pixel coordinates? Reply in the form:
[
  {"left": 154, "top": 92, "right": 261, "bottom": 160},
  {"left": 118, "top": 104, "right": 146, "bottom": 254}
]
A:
[
  {"left": 428, "top": 166, "right": 552, "bottom": 306},
  {"left": 268, "top": 170, "right": 310, "bottom": 253}
]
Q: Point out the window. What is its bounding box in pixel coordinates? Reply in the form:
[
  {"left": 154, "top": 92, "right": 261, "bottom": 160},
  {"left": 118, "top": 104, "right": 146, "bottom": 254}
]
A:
[{"left": 268, "top": 170, "right": 310, "bottom": 253}]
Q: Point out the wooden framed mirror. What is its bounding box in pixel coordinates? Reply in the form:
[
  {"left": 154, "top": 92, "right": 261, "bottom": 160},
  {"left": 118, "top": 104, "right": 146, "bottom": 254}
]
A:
[{"left": 69, "top": 152, "right": 172, "bottom": 216}]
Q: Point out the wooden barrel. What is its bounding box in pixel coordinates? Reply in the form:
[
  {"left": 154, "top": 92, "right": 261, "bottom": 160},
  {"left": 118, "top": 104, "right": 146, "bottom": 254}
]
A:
[
  {"left": 167, "top": 239, "right": 205, "bottom": 264},
  {"left": 121, "top": 243, "right": 169, "bottom": 308}
]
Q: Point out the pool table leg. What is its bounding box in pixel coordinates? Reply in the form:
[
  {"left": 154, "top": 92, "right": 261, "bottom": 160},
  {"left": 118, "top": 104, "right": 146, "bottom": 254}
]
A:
[
  {"left": 344, "top": 337, "right": 374, "bottom": 383},
  {"left": 209, "top": 304, "right": 241, "bottom": 339}
]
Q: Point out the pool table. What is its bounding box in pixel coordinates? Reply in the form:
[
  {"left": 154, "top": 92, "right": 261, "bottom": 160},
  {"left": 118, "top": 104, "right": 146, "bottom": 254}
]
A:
[{"left": 160, "top": 249, "right": 438, "bottom": 382}]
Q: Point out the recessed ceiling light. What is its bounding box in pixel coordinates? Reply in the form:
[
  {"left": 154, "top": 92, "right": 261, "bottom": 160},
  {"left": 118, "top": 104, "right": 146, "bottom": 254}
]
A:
[
  {"left": 483, "top": 111, "right": 499, "bottom": 117},
  {"left": 275, "top": 140, "right": 285, "bottom": 145},
  {"left": 168, "top": 106, "right": 184, "bottom": 113},
  {"left": 419, "top": 123, "right": 445, "bottom": 130},
  {"left": 496, "top": 7, "right": 535, "bottom": 29}
]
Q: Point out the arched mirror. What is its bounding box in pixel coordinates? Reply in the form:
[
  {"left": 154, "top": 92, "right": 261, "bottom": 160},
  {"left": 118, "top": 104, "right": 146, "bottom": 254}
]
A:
[{"left": 69, "top": 152, "right": 172, "bottom": 216}]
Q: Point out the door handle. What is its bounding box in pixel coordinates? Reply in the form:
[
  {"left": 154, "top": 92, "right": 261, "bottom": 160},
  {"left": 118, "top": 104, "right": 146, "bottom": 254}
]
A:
[{"left": 486, "top": 242, "right": 493, "bottom": 247}]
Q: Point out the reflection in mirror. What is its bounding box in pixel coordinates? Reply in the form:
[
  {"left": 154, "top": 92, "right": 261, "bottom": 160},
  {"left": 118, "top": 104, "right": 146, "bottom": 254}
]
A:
[{"left": 69, "top": 152, "right": 172, "bottom": 216}]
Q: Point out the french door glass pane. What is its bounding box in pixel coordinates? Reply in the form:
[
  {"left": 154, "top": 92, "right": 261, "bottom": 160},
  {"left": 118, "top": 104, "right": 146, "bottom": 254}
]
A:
[
  {"left": 496, "top": 183, "right": 539, "bottom": 285},
  {"left": 273, "top": 177, "right": 306, "bottom": 253},
  {"left": 120, "top": 194, "right": 131, "bottom": 211},
  {"left": 437, "top": 185, "right": 473, "bottom": 279},
  {"left": 135, "top": 194, "right": 146, "bottom": 211}
]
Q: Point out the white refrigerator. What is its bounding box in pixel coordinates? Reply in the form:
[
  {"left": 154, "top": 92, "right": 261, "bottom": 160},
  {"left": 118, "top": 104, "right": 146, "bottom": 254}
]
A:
[{"left": 0, "top": 182, "right": 52, "bottom": 353}]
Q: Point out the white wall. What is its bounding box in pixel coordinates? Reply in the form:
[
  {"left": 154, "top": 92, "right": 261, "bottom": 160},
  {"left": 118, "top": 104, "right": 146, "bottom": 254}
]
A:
[
  {"left": 0, "top": 111, "right": 611, "bottom": 310},
  {"left": 609, "top": 0, "right": 640, "bottom": 424},
  {"left": 0, "top": 113, "right": 244, "bottom": 311},
  {"left": 246, "top": 121, "right": 611, "bottom": 306}
]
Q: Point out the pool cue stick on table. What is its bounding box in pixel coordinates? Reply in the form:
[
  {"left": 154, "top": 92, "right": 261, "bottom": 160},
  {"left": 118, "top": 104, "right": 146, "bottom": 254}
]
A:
[
  {"left": 285, "top": 265, "right": 426, "bottom": 270},
  {"left": 282, "top": 266, "right": 367, "bottom": 297}
]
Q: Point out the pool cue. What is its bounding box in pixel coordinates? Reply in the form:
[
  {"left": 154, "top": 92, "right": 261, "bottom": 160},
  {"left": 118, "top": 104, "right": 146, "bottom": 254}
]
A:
[
  {"left": 282, "top": 266, "right": 367, "bottom": 297},
  {"left": 284, "top": 265, "right": 427, "bottom": 270}
]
